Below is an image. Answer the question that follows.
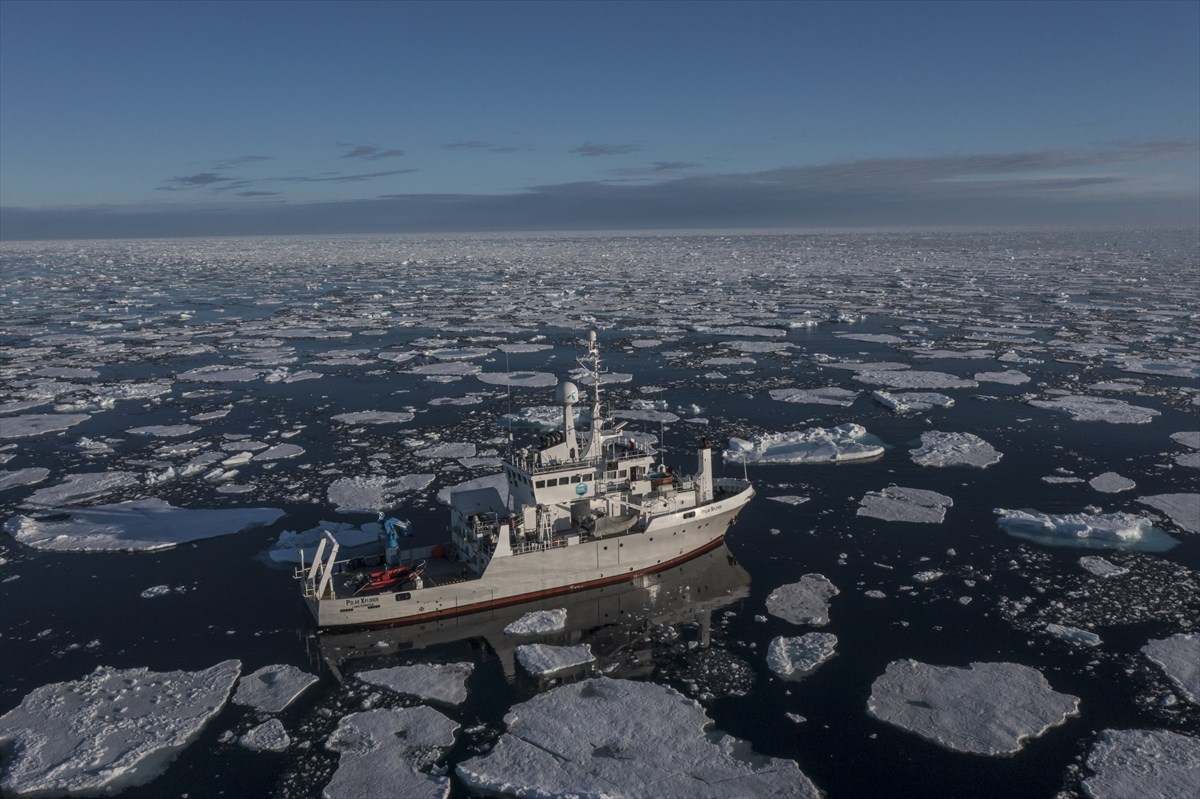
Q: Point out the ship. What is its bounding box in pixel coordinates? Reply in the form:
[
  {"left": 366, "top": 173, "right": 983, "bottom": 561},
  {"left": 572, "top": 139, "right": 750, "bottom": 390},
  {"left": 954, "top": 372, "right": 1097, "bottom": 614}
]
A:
[{"left": 297, "top": 331, "right": 755, "bottom": 628}]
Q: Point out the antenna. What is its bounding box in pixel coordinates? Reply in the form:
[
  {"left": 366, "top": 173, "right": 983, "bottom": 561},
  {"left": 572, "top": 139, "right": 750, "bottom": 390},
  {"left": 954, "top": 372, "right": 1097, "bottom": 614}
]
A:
[{"left": 505, "top": 346, "right": 513, "bottom": 456}]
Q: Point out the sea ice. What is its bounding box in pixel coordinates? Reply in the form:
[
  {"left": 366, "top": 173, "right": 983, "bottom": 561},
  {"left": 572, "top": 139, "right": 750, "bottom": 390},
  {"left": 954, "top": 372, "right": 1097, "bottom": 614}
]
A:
[
  {"left": 456, "top": 677, "right": 821, "bottom": 799},
  {"left": 766, "top": 574, "right": 839, "bottom": 626},
  {"left": 766, "top": 633, "right": 837, "bottom": 679},
  {"left": 330, "top": 410, "right": 415, "bottom": 425},
  {"left": 4, "top": 498, "right": 284, "bottom": 552},
  {"left": 973, "top": 370, "right": 1031, "bottom": 385},
  {"left": 1078, "top": 555, "right": 1128, "bottom": 577},
  {"left": 253, "top": 443, "right": 305, "bottom": 461},
  {"left": 232, "top": 664, "right": 318, "bottom": 713},
  {"left": 768, "top": 387, "right": 859, "bottom": 407},
  {"left": 476, "top": 370, "right": 557, "bottom": 387},
  {"left": 1045, "top": 623, "right": 1102, "bottom": 647},
  {"left": 1137, "top": 493, "right": 1200, "bottom": 534},
  {"left": 0, "top": 468, "right": 49, "bottom": 491},
  {"left": 356, "top": 662, "right": 474, "bottom": 706},
  {"left": 22, "top": 470, "right": 140, "bottom": 507},
  {"left": 872, "top": 391, "right": 955, "bottom": 413},
  {"left": 323, "top": 706, "right": 458, "bottom": 799},
  {"left": 857, "top": 486, "right": 953, "bottom": 524},
  {"left": 0, "top": 412, "right": 91, "bottom": 438},
  {"left": 1088, "top": 472, "right": 1136, "bottom": 493},
  {"left": 853, "top": 370, "right": 978, "bottom": 389},
  {"left": 1141, "top": 634, "right": 1200, "bottom": 706},
  {"left": 0, "top": 660, "right": 240, "bottom": 797},
  {"left": 126, "top": 424, "right": 200, "bottom": 437},
  {"left": 1028, "top": 395, "right": 1160, "bottom": 424},
  {"left": 909, "top": 431, "right": 1002, "bottom": 468},
  {"left": 1081, "top": 729, "right": 1200, "bottom": 799},
  {"left": 266, "top": 521, "right": 382, "bottom": 564},
  {"left": 328, "top": 475, "right": 434, "bottom": 513},
  {"left": 866, "top": 660, "right": 1079, "bottom": 755},
  {"left": 239, "top": 718, "right": 290, "bottom": 752},
  {"left": 503, "top": 608, "right": 567, "bottom": 635},
  {"left": 995, "top": 508, "right": 1177, "bottom": 552},
  {"left": 516, "top": 643, "right": 596, "bottom": 676},
  {"left": 725, "top": 424, "right": 884, "bottom": 464},
  {"left": 767, "top": 495, "right": 810, "bottom": 506}
]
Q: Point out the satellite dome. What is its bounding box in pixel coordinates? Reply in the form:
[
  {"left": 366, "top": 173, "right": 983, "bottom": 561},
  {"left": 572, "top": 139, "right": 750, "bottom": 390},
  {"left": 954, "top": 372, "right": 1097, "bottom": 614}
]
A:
[{"left": 555, "top": 380, "right": 580, "bottom": 406}]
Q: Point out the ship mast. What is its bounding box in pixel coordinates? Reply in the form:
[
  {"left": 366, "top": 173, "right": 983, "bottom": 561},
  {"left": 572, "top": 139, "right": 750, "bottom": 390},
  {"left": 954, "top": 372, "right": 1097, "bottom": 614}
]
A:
[{"left": 581, "top": 330, "right": 604, "bottom": 460}]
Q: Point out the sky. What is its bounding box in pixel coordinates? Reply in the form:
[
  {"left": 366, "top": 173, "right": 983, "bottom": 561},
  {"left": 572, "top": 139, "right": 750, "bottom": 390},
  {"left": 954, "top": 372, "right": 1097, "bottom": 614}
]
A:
[{"left": 1, "top": 0, "right": 1197, "bottom": 239}]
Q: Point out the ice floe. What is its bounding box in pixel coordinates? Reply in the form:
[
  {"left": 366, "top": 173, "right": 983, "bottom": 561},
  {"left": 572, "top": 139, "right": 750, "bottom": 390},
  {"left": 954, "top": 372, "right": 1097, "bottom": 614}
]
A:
[
  {"left": 866, "top": 660, "right": 1079, "bottom": 755},
  {"left": 1137, "top": 493, "right": 1200, "bottom": 534},
  {"left": 328, "top": 474, "right": 434, "bottom": 513},
  {"left": 767, "top": 495, "right": 810, "bottom": 506},
  {"left": 503, "top": 608, "right": 567, "bottom": 635},
  {"left": 1088, "top": 472, "right": 1136, "bottom": 493},
  {"left": 766, "top": 633, "right": 837, "bottom": 679},
  {"left": 4, "top": 498, "right": 284, "bottom": 552},
  {"left": 357, "top": 662, "right": 474, "bottom": 706},
  {"left": 857, "top": 486, "right": 954, "bottom": 524},
  {"left": 1141, "top": 634, "right": 1200, "bottom": 706},
  {"left": 126, "top": 424, "right": 200, "bottom": 437},
  {"left": 1045, "top": 623, "right": 1102, "bottom": 647},
  {"left": 973, "top": 369, "right": 1031, "bottom": 385},
  {"left": 909, "top": 431, "right": 1002, "bottom": 468},
  {"left": 0, "top": 660, "right": 240, "bottom": 797},
  {"left": 330, "top": 410, "right": 415, "bottom": 425},
  {"left": 0, "top": 412, "right": 91, "bottom": 438},
  {"left": 766, "top": 574, "right": 839, "bottom": 626},
  {"left": 232, "top": 664, "right": 319, "bottom": 714},
  {"left": 1081, "top": 729, "right": 1200, "bottom": 799},
  {"left": 768, "top": 387, "right": 859, "bottom": 406},
  {"left": 476, "top": 370, "right": 557, "bottom": 387},
  {"left": 1028, "top": 395, "right": 1160, "bottom": 424},
  {"left": 456, "top": 677, "right": 820, "bottom": 798},
  {"left": 239, "top": 718, "right": 290, "bottom": 752},
  {"left": 995, "top": 508, "right": 1178, "bottom": 552},
  {"left": 872, "top": 391, "right": 955, "bottom": 413},
  {"left": 725, "top": 424, "right": 884, "bottom": 464},
  {"left": 323, "top": 706, "right": 458, "bottom": 799},
  {"left": 853, "top": 370, "right": 977, "bottom": 389},
  {"left": 1078, "top": 555, "right": 1128, "bottom": 577},
  {"left": 516, "top": 643, "right": 596, "bottom": 676},
  {"left": 0, "top": 468, "right": 49, "bottom": 491},
  {"left": 266, "top": 521, "right": 382, "bottom": 564},
  {"left": 22, "top": 470, "right": 140, "bottom": 507}
]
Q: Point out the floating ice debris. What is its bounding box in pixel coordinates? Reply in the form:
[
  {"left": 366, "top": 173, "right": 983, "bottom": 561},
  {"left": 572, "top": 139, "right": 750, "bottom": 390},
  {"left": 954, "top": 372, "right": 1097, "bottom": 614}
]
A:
[
  {"left": 426, "top": 347, "right": 492, "bottom": 360},
  {"left": 766, "top": 574, "right": 839, "bottom": 626},
  {"left": 0, "top": 660, "right": 240, "bottom": 797},
  {"left": 0, "top": 413, "right": 91, "bottom": 438},
  {"left": 253, "top": 443, "right": 305, "bottom": 461},
  {"left": 476, "top": 370, "right": 556, "bottom": 387},
  {"left": 516, "top": 643, "right": 596, "bottom": 676},
  {"left": 1043, "top": 475, "right": 1085, "bottom": 484},
  {"left": 178, "top": 365, "right": 263, "bottom": 382},
  {"left": 267, "top": 521, "right": 382, "bottom": 564},
  {"left": 497, "top": 343, "right": 552, "bottom": 353},
  {"left": 23, "top": 470, "right": 140, "bottom": 507},
  {"left": 995, "top": 507, "right": 1177, "bottom": 552},
  {"left": 504, "top": 608, "right": 567, "bottom": 635},
  {"left": 866, "top": 660, "right": 1079, "bottom": 755},
  {"left": 239, "top": 718, "right": 290, "bottom": 752},
  {"left": 701, "top": 356, "right": 755, "bottom": 367},
  {"left": 330, "top": 410, "right": 415, "bottom": 425},
  {"left": 767, "top": 495, "right": 810, "bottom": 506},
  {"left": 973, "top": 369, "right": 1031, "bottom": 385},
  {"left": 1045, "top": 623, "right": 1102, "bottom": 647},
  {"left": 912, "top": 570, "right": 944, "bottom": 583},
  {"left": 406, "top": 361, "right": 482, "bottom": 378},
  {"left": 1088, "top": 472, "right": 1136, "bottom": 493},
  {"left": 456, "top": 677, "right": 820, "bottom": 799},
  {"left": 0, "top": 468, "right": 49, "bottom": 491},
  {"left": 1078, "top": 555, "right": 1128, "bottom": 577},
  {"left": 909, "top": 431, "right": 1001, "bottom": 468},
  {"left": 140, "top": 584, "right": 172, "bottom": 598},
  {"left": 769, "top": 387, "right": 859, "bottom": 406},
  {"left": 126, "top": 424, "right": 200, "bottom": 437},
  {"left": 328, "top": 474, "right": 434, "bottom": 513},
  {"left": 4, "top": 498, "right": 284, "bottom": 552},
  {"left": 766, "top": 633, "right": 837, "bottom": 679},
  {"left": 1081, "top": 729, "right": 1200, "bottom": 799},
  {"left": 1141, "top": 634, "right": 1200, "bottom": 706},
  {"left": 722, "top": 339, "right": 790, "bottom": 353},
  {"left": 1137, "top": 493, "right": 1200, "bottom": 534},
  {"left": 324, "top": 706, "right": 458, "bottom": 799},
  {"left": 1115, "top": 357, "right": 1200, "bottom": 379},
  {"left": 416, "top": 442, "right": 476, "bottom": 459},
  {"left": 232, "top": 664, "right": 318, "bottom": 714},
  {"left": 725, "top": 424, "right": 884, "bottom": 465},
  {"left": 857, "top": 486, "right": 954, "bottom": 524},
  {"left": 836, "top": 332, "right": 904, "bottom": 344},
  {"left": 1170, "top": 431, "right": 1200, "bottom": 450},
  {"left": 357, "top": 663, "right": 474, "bottom": 706},
  {"left": 872, "top": 390, "right": 955, "bottom": 413},
  {"left": 1028, "top": 395, "right": 1160, "bottom": 424},
  {"left": 853, "top": 370, "right": 978, "bottom": 389}
]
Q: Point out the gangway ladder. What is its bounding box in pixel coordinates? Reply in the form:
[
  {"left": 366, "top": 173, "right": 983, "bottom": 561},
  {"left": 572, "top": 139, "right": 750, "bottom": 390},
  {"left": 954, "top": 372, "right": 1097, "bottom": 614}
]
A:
[{"left": 298, "top": 532, "right": 341, "bottom": 600}]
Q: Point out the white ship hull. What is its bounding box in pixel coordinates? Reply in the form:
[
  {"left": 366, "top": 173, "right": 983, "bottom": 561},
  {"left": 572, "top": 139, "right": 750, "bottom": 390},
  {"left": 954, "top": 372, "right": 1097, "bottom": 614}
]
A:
[{"left": 304, "top": 482, "right": 753, "bottom": 628}]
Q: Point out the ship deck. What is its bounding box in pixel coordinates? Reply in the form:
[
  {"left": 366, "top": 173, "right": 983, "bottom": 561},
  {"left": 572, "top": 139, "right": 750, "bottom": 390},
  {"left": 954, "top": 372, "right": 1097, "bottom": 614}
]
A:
[{"left": 328, "top": 552, "right": 476, "bottom": 598}]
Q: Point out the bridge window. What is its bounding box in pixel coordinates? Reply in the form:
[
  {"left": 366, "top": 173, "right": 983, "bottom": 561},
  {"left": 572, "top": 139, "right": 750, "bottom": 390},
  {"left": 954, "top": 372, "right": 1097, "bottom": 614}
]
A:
[{"left": 535, "top": 480, "right": 545, "bottom": 488}]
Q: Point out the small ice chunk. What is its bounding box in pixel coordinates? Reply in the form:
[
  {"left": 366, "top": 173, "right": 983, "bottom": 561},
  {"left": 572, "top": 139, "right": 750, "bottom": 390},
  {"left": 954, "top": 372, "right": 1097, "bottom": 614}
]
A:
[
  {"left": 232, "top": 664, "right": 318, "bottom": 713},
  {"left": 766, "top": 574, "right": 839, "bottom": 626},
  {"left": 1046, "top": 623, "right": 1102, "bottom": 647},
  {"left": 516, "top": 644, "right": 595, "bottom": 676},
  {"left": 1088, "top": 472, "right": 1136, "bottom": 493},
  {"left": 239, "top": 718, "right": 290, "bottom": 752},
  {"left": 909, "top": 431, "right": 1002, "bottom": 468},
  {"left": 1141, "top": 634, "right": 1200, "bottom": 706},
  {"left": 725, "top": 424, "right": 884, "bottom": 465},
  {"left": 866, "top": 660, "right": 1079, "bottom": 755},
  {"left": 1028, "top": 395, "right": 1159, "bottom": 424},
  {"left": 504, "top": 608, "right": 567, "bottom": 635},
  {"left": 766, "top": 633, "right": 837, "bottom": 679},
  {"left": 456, "top": 677, "right": 820, "bottom": 799},
  {"left": 1082, "top": 729, "right": 1200, "bottom": 799},
  {"left": 0, "top": 660, "right": 240, "bottom": 797},
  {"left": 857, "top": 486, "right": 953, "bottom": 524},
  {"left": 1078, "top": 555, "right": 1128, "bottom": 577},
  {"left": 356, "top": 662, "right": 473, "bottom": 706},
  {"left": 324, "top": 707, "right": 458, "bottom": 799},
  {"left": 1137, "top": 493, "right": 1200, "bottom": 534}
]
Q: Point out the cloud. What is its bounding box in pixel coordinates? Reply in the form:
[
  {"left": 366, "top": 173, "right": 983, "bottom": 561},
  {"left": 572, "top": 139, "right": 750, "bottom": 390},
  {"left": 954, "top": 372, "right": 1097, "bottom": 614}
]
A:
[
  {"left": 341, "top": 144, "right": 406, "bottom": 160},
  {"left": 608, "top": 161, "right": 701, "bottom": 177},
  {"left": 213, "top": 155, "right": 274, "bottom": 170},
  {"left": 236, "top": 190, "right": 282, "bottom": 197},
  {"left": 278, "top": 169, "right": 417, "bottom": 184},
  {"left": 571, "top": 142, "right": 642, "bottom": 157},
  {"left": 442, "top": 140, "right": 529, "bottom": 154},
  {"left": 159, "top": 172, "right": 231, "bottom": 190}
]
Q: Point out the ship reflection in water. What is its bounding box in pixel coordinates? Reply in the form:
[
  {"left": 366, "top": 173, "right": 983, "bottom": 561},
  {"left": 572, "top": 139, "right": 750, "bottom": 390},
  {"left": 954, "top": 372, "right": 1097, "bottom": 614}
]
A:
[{"left": 310, "top": 545, "right": 750, "bottom": 683}]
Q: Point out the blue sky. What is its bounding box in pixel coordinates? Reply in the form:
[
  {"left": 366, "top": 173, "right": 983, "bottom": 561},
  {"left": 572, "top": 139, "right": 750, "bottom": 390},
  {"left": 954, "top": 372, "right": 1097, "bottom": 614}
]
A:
[{"left": 1, "top": 0, "right": 1197, "bottom": 238}]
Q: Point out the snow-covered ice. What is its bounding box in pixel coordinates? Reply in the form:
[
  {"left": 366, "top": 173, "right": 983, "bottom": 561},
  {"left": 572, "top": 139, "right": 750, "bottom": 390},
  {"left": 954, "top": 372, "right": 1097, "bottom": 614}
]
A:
[
  {"left": 516, "top": 643, "right": 595, "bottom": 676},
  {"left": 503, "top": 608, "right": 567, "bottom": 635},
  {"left": 1045, "top": 623, "right": 1102, "bottom": 647},
  {"left": 766, "top": 633, "right": 837, "bottom": 679},
  {"left": 766, "top": 574, "right": 839, "bottom": 626},
  {"left": 768, "top": 386, "right": 859, "bottom": 407},
  {"left": 231, "top": 664, "right": 318, "bottom": 714},
  {"left": 866, "top": 660, "right": 1079, "bottom": 755},
  {"left": 872, "top": 391, "right": 955, "bottom": 413},
  {"left": 0, "top": 413, "right": 91, "bottom": 438},
  {"left": 909, "top": 431, "right": 1002, "bottom": 468},
  {"left": 0, "top": 660, "right": 240, "bottom": 797},
  {"left": 854, "top": 370, "right": 977, "bottom": 389},
  {"left": 857, "top": 486, "right": 953, "bottom": 524},
  {"left": 357, "top": 662, "right": 474, "bottom": 706},
  {"left": 1141, "top": 634, "right": 1200, "bottom": 706},
  {"left": 239, "top": 718, "right": 290, "bottom": 752},
  {"left": 456, "top": 677, "right": 821, "bottom": 798},
  {"left": 0, "top": 467, "right": 49, "bottom": 491},
  {"left": 725, "top": 424, "right": 884, "bottom": 464},
  {"left": 995, "top": 508, "right": 1177, "bottom": 552},
  {"left": 1088, "top": 472, "right": 1136, "bottom": 493},
  {"left": 1078, "top": 555, "right": 1128, "bottom": 577},
  {"left": 1028, "top": 395, "right": 1160, "bottom": 424},
  {"left": 1081, "top": 729, "right": 1200, "bottom": 799},
  {"left": 323, "top": 706, "right": 458, "bottom": 799},
  {"left": 1137, "top": 493, "right": 1200, "bottom": 534},
  {"left": 22, "top": 470, "right": 140, "bottom": 507},
  {"left": 330, "top": 410, "right": 415, "bottom": 425}
]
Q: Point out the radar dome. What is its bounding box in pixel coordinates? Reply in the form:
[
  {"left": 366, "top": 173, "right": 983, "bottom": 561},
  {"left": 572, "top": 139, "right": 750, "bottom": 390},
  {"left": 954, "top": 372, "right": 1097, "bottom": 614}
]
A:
[{"left": 555, "top": 380, "right": 581, "bottom": 406}]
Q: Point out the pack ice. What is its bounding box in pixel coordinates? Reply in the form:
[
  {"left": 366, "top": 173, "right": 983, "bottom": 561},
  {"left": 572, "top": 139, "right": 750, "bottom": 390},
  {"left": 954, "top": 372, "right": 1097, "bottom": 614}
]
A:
[
  {"left": 356, "top": 662, "right": 474, "bottom": 706},
  {"left": 866, "top": 660, "right": 1079, "bottom": 755},
  {"left": 456, "top": 677, "right": 821, "bottom": 798},
  {"left": 1141, "top": 634, "right": 1200, "bottom": 706},
  {"left": 1081, "top": 729, "right": 1200, "bottom": 799},
  {"left": 1028, "top": 395, "right": 1160, "bottom": 424},
  {"left": 725, "top": 424, "right": 884, "bottom": 464},
  {"left": 323, "top": 706, "right": 458, "bottom": 799},
  {"left": 0, "top": 660, "right": 240, "bottom": 797},
  {"left": 231, "top": 664, "right": 319, "bottom": 713}
]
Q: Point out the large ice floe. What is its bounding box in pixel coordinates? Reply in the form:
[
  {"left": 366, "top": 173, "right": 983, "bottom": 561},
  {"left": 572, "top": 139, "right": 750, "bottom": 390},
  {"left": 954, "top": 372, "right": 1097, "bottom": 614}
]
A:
[
  {"left": 765, "top": 574, "right": 839, "bottom": 626},
  {"left": 3, "top": 498, "right": 284, "bottom": 552},
  {"left": 908, "top": 431, "right": 1002, "bottom": 468},
  {"left": 994, "top": 508, "right": 1178, "bottom": 552},
  {"left": 323, "top": 706, "right": 459, "bottom": 799},
  {"left": 0, "top": 412, "right": 91, "bottom": 438},
  {"left": 866, "top": 660, "right": 1079, "bottom": 755},
  {"left": 231, "top": 664, "right": 319, "bottom": 714},
  {"left": 1137, "top": 493, "right": 1200, "bottom": 534},
  {"left": 1141, "top": 634, "right": 1200, "bottom": 706},
  {"left": 516, "top": 643, "right": 596, "bottom": 676},
  {"left": 0, "top": 660, "right": 240, "bottom": 797},
  {"left": 766, "top": 633, "right": 838, "bottom": 679},
  {"left": 356, "top": 662, "right": 474, "bottom": 706},
  {"left": 871, "top": 390, "right": 955, "bottom": 413},
  {"left": 853, "top": 370, "right": 977, "bottom": 389},
  {"left": 768, "top": 387, "right": 859, "bottom": 407},
  {"left": 724, "top": 424, "right": 883, "bottom": 464},
  {"left": 1081, "top": 729, "right": 1200, "bottom": 799},
  {"left": 456, "top": 677, "right": 821, "bottom": 798},
  {"left": 1027, "top": 394, "right": 1160, "bottom": 424},
  {"left": 857, "top": 486, "right": 954, "bottom": 524}
]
